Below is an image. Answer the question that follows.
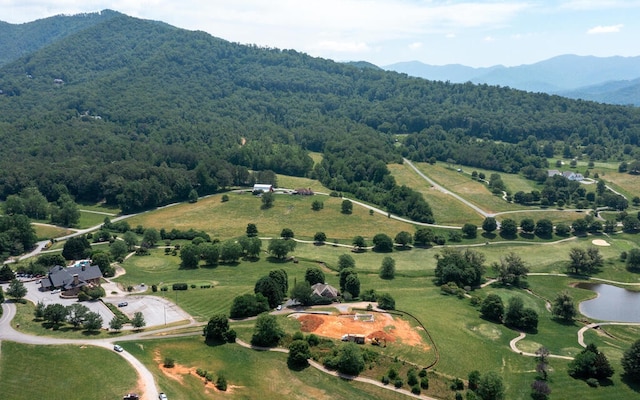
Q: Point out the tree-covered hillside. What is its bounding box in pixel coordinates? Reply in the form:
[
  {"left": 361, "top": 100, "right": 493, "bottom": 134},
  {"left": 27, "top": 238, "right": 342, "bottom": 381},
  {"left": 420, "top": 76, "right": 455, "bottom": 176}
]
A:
[
  {"left": 0, "top": 10, "right": 121, "bottom": 67},
  {"left": 1, "top": 12, "right": 640, "bottom": 218}
]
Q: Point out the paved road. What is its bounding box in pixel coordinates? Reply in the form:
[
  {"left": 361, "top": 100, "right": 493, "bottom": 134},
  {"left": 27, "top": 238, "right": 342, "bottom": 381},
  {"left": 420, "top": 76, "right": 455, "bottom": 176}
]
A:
[
  {"left": 0, "top": 301, "right": 160, "bottom": 400},
  {"left": 403, "top": 158, "right": 492, "bottom": 219}
]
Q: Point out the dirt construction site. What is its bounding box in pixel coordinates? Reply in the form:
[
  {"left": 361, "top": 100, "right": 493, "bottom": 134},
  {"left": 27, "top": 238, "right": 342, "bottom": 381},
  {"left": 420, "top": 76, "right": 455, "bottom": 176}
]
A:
[{"left": 291, "top": 311, "right": 429, "bottom": 349}]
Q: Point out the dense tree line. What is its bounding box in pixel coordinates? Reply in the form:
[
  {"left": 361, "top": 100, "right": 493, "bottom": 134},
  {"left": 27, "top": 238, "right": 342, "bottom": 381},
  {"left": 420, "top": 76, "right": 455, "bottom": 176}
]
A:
[{"left": 2, "top": 13, "right": 640, "bottom": 221}]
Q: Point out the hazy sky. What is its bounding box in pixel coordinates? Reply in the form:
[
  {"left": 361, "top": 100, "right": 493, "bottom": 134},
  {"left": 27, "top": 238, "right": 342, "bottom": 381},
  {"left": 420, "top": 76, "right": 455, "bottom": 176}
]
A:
[{"left": 2, "top": 0, "right": 639, "bottom": 67}]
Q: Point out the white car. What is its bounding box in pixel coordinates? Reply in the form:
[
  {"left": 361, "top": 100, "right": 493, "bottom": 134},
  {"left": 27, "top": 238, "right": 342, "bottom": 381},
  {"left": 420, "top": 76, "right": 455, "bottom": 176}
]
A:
[
  {"left": 158, "top": 393, "right": 168, "bottom": 400},
  {"left": 113, "top": 345, "right": 124, "bottom": 352}
]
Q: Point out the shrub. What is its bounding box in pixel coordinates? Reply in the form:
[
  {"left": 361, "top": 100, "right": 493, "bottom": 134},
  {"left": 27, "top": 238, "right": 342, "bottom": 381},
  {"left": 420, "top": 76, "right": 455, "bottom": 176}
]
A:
[
  {"left": 586, "top": 378, "right": 599, "bottom": 387},
  {"left": 387, "top": 368, "right": 398, "bottom": 379},
  {"left": 306, "top": 333, "right": 320, "bottom": 347},
  {"left": 172, "top": 283, "right": 188, "bottom": 291},
  {"left": 381, "top": 375, "right": 390, "bottom": 385},
  {"left": 163, "top": 357, "right": 175, "bottom": 368},
  {"left": 151, "top": 284, "right": 158, "bottom": 292},
  {"left": 77, "top": 292, "right": 90, "bottom": 302},
  {"left": 407, "top": 368, "right": 418, "bottom": 386},
  {"left": 216, "top": 373, "right": 227, "bottom": 391},
  {"left": 221, "top": 194, "right": 229, "bottom": 202},
  {"left": 161, "top": 286, "right": 168, "bottom": 291},
  {"left": 411, "top": 386, "right": 421, "bottom": 395},
  {"left": 420, "top": 376, "right": 429, "bottom": 389},
  {"left": 394, "top": 379, "right": 403, "bottom": 388},
  {"left": 450, "top": 377, "right": 464, "bottom": 391}
]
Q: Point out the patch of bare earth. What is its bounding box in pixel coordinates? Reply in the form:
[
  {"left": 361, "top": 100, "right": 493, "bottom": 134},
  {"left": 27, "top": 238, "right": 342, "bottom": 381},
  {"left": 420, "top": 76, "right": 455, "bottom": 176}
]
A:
[
  {"left": 294, "top": 313, "right": 428, "bottom": 348},
  {"left": 153, "top": 350, "right": 240, "bottom": 395}
]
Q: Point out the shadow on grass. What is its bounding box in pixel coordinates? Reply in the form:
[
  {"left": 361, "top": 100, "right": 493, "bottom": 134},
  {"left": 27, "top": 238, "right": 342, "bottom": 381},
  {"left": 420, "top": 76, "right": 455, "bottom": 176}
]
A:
[
  {"left": 266, "top": 256, "right": 290, "bottom": 264},
  {"left": 622, "top": 375, "right": 640, "bottom": 392},
  {"left": 481, "top": 232, "right": 497, "bottom": 240},
  {"left": 82, "top": 330, "right": 102, "bottom": 336},
  {"left": 287, "top": 360, "right": 310, "bottom": 371},
  {"left": 519, "top": 232, "right": 535, "bottom": 240},
  {"left": 393, "top": 246, "right": 413, "bottom": 252},
  {"left": 499, "top": 232, "right": 517, "bottom": 240},
  {"left": 551, "top": 317, "right": 578, "bottom": 327}
]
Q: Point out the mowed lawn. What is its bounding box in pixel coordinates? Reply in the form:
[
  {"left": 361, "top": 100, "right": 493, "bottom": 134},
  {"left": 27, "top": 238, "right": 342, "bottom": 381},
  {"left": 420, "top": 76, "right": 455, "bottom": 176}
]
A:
[
  {"left": 120, "top": 336, "right": 412, "bottom": 400},
  {"left": 0, "top": 342, "right": 139, "bottom": 400},
  {"left": 126, "top": 192, "right": 416, "bottom": 242},
  {"left": 412, "top": 162, "right": 525, "bottom": 213},
  {"left": 33, "top": 224, "right": 72, "bottom": 240},
  {"left": 388, "top": 163, "right": 484, "bottom": 226}
]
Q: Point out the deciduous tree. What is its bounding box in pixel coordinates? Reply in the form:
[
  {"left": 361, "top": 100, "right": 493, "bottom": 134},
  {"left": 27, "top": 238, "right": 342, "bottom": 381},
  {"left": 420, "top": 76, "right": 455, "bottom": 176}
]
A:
[
  {"left": 372, "top": 233, "right": 393, "bottom": 252},
  {"left": 251, "top": 313, "right": 284, "bottom": 347},
  {"left": 480, "top": 294, "right": 504, "bottom": 323},
  {"left": 288, "top": 339, "right": 311, "bottom": 368},
  {"left": 131, "top": 311, "right": 146, "bottom": 330},
  {"left": 551, "top": 291, "right": 576, "bottom": 321},
  {"left": 337, "top": 254, "right": 355, "bottom": 270},
  {"left": 622, "top": 339, "right": 640, "bottom": 382},
  {"left": 304, "top": 267, "right": 325, "bottom": 286},
  {"left": 6, "top": 278, "right": 26, "bottom": 300},
  {"left": 379, "top": 256, "right": 396, "bottom": 279}
]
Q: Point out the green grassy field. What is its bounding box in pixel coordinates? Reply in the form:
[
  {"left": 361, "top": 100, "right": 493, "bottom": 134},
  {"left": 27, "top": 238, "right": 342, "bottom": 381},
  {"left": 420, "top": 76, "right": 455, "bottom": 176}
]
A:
[
  {"left": 126, "top": 192, "right": 417, "bottom": 242},
  {"left": 120, "top": 336, "right": 414, "bottom": 400},
  {"left": 33, "top": 224, "right": 72, "bottom": 240},
  {"left": 0, "top": 342, "right": 139, "bottom": 400},
  {"left": 7, "top": 161, "right": 640, "bottom": 400}
]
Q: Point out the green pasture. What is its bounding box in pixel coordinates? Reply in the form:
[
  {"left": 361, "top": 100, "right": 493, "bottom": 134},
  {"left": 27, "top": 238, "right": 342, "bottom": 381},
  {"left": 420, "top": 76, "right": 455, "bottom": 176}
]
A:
[
  {"left": 388, "top": 163, "right": 484, "bottom": 225},
  {"left": 0, "top": 342, "right": 139, "bottom": 400},
  {"left": 78, "top": 210, "right": 111, "bottom": 229},
  {"left": 33, "top": 224, "right": 72, "bottom": 240},
  {"left": 125, "top": 192, "right": 417, "bottom": 242},
  {"left": 120, "top": 336, "right": 411, "bottom": 400},
  {"left": 77, "top": 202, "right": 121, "bottom": 215},
  {"left": 413, "top": 162, "right": 525, "bottom": 213}
]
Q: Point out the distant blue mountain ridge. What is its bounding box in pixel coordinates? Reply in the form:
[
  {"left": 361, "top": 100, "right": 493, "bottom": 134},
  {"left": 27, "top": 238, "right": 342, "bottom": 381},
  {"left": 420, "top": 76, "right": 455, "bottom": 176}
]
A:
[{"left": 383, "top": 55, "right": 640, "bottom": 106}]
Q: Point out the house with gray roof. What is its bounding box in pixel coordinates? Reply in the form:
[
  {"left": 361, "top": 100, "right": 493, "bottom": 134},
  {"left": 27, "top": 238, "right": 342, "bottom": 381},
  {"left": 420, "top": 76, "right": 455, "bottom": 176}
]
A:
[{"left": 40, "top": 264, "right": 103, "bottom": 295}]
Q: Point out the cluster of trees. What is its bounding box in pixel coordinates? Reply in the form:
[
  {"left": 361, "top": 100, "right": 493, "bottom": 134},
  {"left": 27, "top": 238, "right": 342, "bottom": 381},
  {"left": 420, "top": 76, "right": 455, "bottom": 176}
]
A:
[
  {"left": 3, "top": 186, "right": 80, "bottom": 227},
  {"left": 480, "top": 295, "right": 539, "bottom": 331},
  {"left": 254, "top": 269, "right": 288, "bottom": 309},
  {"left": 517, "top": 172, "right": 628, "bottom": 211},
  {"left": 203, "top": 314, "right": 236, "bottom": 343},
  {"left": 179, "top": 236, "right": 260, "bottom": 268},
  {"left": 0, "top": 214, "right": 37, "bottom": 261},
  {"left": 34, "top": 301, "right": 105, "bottom": 332},
  {"left": 434, "top": 248, "right": 486, "bottom": 288},
  {"left": 568, "top": 343, "right": 614, "bottom": 384}
]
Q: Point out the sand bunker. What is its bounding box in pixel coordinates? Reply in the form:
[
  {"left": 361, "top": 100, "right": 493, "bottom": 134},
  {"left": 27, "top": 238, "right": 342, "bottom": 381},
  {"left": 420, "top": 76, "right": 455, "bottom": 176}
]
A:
[
  {"left": 293, "top": 312, "right": 427, "bottom": 348},
  {"left": 592, "top": 239, "right": 610, "bottom": 246}
]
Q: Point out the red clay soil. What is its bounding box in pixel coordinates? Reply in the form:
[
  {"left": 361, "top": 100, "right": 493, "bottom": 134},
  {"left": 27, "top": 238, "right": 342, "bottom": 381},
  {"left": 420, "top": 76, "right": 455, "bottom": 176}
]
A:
[{"left": 295, "top": 313, "right": 427, "bottom": 348}]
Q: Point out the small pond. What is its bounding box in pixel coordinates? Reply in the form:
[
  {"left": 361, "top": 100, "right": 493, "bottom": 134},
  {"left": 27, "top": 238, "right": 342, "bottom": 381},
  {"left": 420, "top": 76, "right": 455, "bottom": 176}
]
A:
[{"left": 577, "top": 283, "right": 640, "bottom": 323}]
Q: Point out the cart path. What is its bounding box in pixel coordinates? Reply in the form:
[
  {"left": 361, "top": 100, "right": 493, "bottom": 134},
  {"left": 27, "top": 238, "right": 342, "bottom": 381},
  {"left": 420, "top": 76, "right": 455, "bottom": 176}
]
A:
[{"left": 235, "top": 338, "right": 438, "bottom": 400}]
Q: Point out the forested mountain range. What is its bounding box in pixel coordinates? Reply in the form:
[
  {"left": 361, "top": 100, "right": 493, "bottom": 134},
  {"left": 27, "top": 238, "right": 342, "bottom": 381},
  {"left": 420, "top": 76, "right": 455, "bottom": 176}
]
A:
[
  {"left": 386, "top": 55, "right": 640, "bottom": 106},
  {"left": 1, "top": 11, "right": 640, "bottom": 220},
  {"left": 0, "top": 10, "right": 119, "bottom": 67}
]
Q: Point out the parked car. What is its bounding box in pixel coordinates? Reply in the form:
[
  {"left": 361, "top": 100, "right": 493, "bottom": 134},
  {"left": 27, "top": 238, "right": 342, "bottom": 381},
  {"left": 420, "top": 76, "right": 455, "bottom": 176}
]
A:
[
  {"left": 113, "top": 345, "right": 124, "bottom": 352},
  {"left": 158, "top": 393, "right": 168, "bottom": 400},
  {"left": 51, "top": 289, "right": 61, "bottom": 294},
  {"left": 118, "top": 302, "right": 128, "bottom": 307},
  {"left": 123, "top": 394, "right": 139, "bottom": 400}
]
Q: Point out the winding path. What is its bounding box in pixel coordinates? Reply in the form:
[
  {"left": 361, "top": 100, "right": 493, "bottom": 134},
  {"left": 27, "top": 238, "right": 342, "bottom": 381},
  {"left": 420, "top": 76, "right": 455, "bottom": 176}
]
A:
[{"left": 235, "top": 338, "right": 439, "bottom": 400}]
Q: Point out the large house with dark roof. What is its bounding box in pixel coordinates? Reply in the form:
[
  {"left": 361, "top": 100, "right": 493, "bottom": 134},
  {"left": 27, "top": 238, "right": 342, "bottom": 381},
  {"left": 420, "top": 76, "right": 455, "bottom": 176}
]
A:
[{"left": 40, "top": 263, "right": 103, "bottom": 296}]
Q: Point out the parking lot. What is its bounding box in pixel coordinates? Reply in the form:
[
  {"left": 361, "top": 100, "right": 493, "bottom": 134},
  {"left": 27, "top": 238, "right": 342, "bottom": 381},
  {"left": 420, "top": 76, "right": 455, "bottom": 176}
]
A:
[{"left": 14, "top": 279, "right": 190, "bottom": 330}]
